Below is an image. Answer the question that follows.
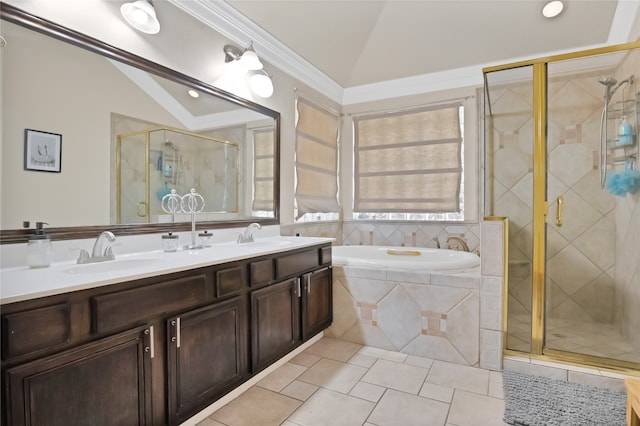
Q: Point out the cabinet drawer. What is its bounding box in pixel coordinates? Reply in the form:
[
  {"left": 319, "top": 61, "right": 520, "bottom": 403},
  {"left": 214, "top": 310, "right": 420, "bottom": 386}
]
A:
[
  {"left": 250, "top": 259, "right": 274, "bottom": 287},
  {"left": 216, "top": 266, "right": 246, "bottom": 297},
  {"left": 2, "top": 302, "right": 71, "bottom": 359},
  {"left": 92, "top": 273, "right": 208, "bottom": 334},
  {"left": 275, "top": 249, "right": 320, "bottom": 279}
]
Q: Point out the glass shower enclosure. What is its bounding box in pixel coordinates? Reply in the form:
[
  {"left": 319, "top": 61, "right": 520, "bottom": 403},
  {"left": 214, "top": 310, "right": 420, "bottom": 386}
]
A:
[{"left": 484, "top": 42, "right": 640, "bottom": 370}]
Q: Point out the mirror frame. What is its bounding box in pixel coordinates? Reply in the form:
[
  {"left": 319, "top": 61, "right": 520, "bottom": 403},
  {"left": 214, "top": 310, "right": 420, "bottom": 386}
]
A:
[{"left": 0, "top": 3, "right": 280, "bottom": 244}]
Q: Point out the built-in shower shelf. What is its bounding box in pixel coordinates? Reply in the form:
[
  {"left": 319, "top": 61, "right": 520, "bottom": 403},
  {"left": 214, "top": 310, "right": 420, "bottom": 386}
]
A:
[
  {"left": 609, "top": 153, "right": 637, "bottom": 164},
  {"left": 607, "top": 138, "right": 636, "bottom": 148}
]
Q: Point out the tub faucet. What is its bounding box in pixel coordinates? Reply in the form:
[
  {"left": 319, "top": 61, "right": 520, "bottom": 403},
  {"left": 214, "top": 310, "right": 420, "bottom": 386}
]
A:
[
  {"left": 237, "top": 223, "right": 261, "bottom": 244},
  {"left": 77, "top": 231, "right": 116, "bottom": 264},
  {"left": 432, "top": 236, "right": 441, "bottom": 249},
  {"left": 446, "top": 236, "right": 470, "bottom": 252}
]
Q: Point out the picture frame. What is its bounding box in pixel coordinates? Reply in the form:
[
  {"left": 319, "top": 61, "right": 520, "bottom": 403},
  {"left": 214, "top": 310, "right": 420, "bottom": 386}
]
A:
[{"left": 24, "top": 129, "right": 62, "bottom": 173}]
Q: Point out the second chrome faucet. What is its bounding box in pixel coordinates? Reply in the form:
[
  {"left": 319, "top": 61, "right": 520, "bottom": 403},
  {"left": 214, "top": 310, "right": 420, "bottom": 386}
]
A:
[{"left": 77, "top": 231, "right": 116, "bottom": 264}]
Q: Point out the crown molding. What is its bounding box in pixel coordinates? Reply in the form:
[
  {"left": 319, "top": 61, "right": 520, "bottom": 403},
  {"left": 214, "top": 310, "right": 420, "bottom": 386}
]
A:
[
  {"left": 170, "top": 0, "right": 636, "bottom": 106},
  {"left": 168, "top": 0, "right": 344, "bottom": 103}
]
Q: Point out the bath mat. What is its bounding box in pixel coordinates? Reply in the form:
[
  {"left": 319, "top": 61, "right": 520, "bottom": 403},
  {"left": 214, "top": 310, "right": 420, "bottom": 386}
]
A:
[{"left": 502, "top": 370, "right": 626, "bottom": 426}]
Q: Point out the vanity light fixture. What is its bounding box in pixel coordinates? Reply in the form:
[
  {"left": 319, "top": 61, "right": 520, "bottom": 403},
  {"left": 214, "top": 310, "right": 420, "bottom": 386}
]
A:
[
  {"left": 250, "top": 70, "right": 274, "bottom": 98},
  {"left": 120, "top": 0, "right": 160, "bottom": 34},
  {"left": 223, "top": 42, "right": 274, "bottom": 98},
  {"left": 542, "top": 0, "right": 564, "bottom": 18}
]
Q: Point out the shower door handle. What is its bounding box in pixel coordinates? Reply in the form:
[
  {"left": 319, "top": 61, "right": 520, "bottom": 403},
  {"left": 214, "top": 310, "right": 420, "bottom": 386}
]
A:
[{"left": 556, "top": 196, "right": 564, "bottom": 227}]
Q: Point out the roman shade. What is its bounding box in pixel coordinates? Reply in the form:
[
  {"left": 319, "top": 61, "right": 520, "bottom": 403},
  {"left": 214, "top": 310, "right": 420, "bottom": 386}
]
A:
[
  {"left": 353, "top": 102, "right": 463, "bottom": 213},
  {"left": 294, "top": 97, "right": 340, "bottom": 219}
]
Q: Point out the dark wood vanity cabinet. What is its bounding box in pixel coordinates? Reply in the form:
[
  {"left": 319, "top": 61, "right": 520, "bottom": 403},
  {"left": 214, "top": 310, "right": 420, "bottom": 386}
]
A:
[
  {"left": 167, "top": 296, "right": 247, "bottom": 425},
  {"left": 250, "top": 245, "right": 333, "bottom": 373},
  {"left": 1, "top": 243, "right": 332, "bottom": 426},
  {"left": 4, "top": 326, "right": 153, "bottom": 426}
]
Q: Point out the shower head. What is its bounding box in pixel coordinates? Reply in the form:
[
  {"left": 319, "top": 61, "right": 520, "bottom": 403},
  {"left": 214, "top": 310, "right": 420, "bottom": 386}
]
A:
[{"left": 598, "top": 76, "right": 618, "bottom": 87}]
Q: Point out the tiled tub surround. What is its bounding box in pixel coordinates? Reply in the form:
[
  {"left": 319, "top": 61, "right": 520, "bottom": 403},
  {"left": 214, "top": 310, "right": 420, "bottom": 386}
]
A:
[{"left": 325, "top": 265, "right": 485, "bottom": 367}]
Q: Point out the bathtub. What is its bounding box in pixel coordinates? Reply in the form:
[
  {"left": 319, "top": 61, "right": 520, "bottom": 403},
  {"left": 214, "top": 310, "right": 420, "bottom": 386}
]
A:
[{"left": 331, "top": 245, "right": 480, "bottom": 270}]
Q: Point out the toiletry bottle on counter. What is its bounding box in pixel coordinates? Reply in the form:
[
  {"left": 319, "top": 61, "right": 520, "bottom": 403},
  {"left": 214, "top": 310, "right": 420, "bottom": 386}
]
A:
[
  {"left": 618, "top": 116, "right": 633, "bottom": 145},
  {"left": 26, "top": 221, "right": 53, "bottom": 268}
]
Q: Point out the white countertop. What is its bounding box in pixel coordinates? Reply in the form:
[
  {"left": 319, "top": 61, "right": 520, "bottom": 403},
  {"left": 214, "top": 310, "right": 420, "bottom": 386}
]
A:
[{"left": 0, "top": 236, "right": 333, "bottom": 305}]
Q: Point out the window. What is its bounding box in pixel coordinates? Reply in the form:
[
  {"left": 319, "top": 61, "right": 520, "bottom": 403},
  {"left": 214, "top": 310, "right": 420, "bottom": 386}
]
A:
[
  {"left": 353, "top": 102, "right": 464, "bottom": 220},
  {"left": 294, "top": 97, "right": 340, "bottom": 221}
]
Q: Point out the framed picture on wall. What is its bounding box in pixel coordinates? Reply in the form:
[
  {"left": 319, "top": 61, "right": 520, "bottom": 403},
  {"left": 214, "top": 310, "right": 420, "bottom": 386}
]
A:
[{"left": 24, "top": 129, "right": 62, "bottom": 173}]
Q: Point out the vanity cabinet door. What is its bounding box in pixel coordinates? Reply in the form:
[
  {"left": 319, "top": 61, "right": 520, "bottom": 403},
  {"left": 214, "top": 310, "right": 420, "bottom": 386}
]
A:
[
  {"left": 4, "top": 326, "right": 153, "bottom": 426},
  {"left": 167, "top": 297, "right": 246, "bottom": 425},
  {"left": 250, "top": 278, "right": 300, "bottom": 373},
  {"left": 301, "top": 267, "right": 333, "bottom": 341}
]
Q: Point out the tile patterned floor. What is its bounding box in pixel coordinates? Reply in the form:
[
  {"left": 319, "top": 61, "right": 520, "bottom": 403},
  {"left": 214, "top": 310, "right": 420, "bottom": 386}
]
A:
[{"left": 197, "top": 338, "right": 508, "bottom": 426}]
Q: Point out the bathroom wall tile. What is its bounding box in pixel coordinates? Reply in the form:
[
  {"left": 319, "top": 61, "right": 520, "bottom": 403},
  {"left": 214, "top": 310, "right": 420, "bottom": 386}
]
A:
[
  {"left": 402, "top": 335, "right": 469, "bottom": 365},
  {"left": 386, "top": 269, "right": 431, "bottom": 284},
  {"left": 494, "top": 146, "right": 529, "bottom": 189},
  {"left": 447, "top": 292, "right": 479, "bottom": 365},
  {"left": 367, "top": 389, "right": 449, "bottom": 426},
  {"left": 480, "top": 276, "right": 504, "bottom": 331},
  {"left": 328, "top": 280, "right": 358, "bottom": 338},
  {"left": 430, "top": 273, "right": 481, "bottom": 289},
  {"left": 401, "top": 283, "right": 471, "bottom": 313},
  {"left": 340, "top": 321, "right": 397, "bottom": 351},
  {"left": 547, "top": 245, "right": 602, "bottom": 296},
  {"left": 376, "top": 286, "right": 422, "bottom": 350},
  {"left": 287, "top": 388, "right": 375, "bottom": 426},
  {"left": 481, "top": 220, "right": 505, "bottom": 277},
  {"left": 341, "top": 277, "right": 397, "bottom": 305},
  {"left": 494, "top": 191, "right": 532, "bottom": 237},
  {"left": 479, "top": 329, "right": 503, "bottom": 371}
]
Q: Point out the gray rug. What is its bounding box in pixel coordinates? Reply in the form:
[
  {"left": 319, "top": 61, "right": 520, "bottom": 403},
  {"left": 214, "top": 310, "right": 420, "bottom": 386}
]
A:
[{"left": 502, "top": 370, "right": 627, "bottom": 426}]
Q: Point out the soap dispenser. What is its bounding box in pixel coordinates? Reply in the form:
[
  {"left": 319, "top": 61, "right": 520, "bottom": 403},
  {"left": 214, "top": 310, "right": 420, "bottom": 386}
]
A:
[
  {"left": 618, "top": 116, "right": 633, "bottom": 145},
  {"left": 25, "top": 222, "right": 53, "bottom": 268}
]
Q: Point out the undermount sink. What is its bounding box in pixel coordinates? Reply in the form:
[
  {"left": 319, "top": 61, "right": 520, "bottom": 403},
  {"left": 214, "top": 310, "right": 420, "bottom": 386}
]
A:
[{"left": 65, "top": 258, "right": 162, "bottom": 275}]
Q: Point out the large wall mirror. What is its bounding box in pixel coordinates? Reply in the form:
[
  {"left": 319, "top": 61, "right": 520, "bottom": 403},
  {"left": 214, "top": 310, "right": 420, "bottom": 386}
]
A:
[{"left": 0, "top": 3, "right": 280, "bottom": 243}]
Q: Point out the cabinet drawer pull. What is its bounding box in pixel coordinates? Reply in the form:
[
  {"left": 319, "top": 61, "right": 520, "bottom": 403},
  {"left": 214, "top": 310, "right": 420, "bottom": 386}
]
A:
[
  {"left": 306, "top": 273, "right": 311, "bottom": 294},
  {"left": 176, "top": 317, "right": 181, "bottom": 348},
  {"left": 148, "top": 325, "right": 155, "bottom": 359},
  {"left": 296, "top": 278, "right": 301, "bottom": 298}
]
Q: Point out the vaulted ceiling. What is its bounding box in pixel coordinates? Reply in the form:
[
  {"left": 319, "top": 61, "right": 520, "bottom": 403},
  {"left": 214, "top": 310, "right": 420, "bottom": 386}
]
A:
[{"left": 172, "top": 0, "right": 640, "bottom": 104}]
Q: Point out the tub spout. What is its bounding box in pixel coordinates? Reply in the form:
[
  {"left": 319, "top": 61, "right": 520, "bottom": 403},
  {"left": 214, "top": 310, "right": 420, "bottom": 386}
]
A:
[
  {"left": 446, "top": 236, "right": 470, "bottom": 252},
  {"left": 432, "top": 236, "right": 441, "bottom": 249}
]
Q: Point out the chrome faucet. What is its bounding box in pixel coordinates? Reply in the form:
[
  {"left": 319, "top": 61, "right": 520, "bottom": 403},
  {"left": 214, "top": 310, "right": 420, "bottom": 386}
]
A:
[
  {"left": 446, "top": 236, "right": 470, "bottom": 252},
  {"left": 432, "top": 236, "right": 441, "bottom": 249},
  {"left": 77, "top": 231, "right": 116, "bottom": 264},
  {"left": 237, "top": 223, "right": 261, "bottom": 244}
]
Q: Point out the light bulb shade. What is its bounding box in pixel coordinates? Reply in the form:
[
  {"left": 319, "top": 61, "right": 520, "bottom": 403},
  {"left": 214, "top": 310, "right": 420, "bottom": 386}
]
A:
[
  {"left": 121, "top": 0, "right": 160, "bottom": 34},
  {"left": 250, "top": 72, "right": 273, "bottom": 98},
  {"left": 239, "top": 48, "right": 263, "bottom": 70}
]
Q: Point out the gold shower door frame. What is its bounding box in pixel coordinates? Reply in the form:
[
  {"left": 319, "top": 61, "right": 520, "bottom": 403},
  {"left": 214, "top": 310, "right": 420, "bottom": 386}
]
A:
[{"left": 484, "top": 39, "right": 640, "bottom": 373}]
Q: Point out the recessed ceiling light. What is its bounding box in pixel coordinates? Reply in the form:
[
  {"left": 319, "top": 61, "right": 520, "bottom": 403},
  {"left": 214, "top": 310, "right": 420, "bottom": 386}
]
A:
[
  {"left": 188, "top": 89, "right": 199, "bottom": 98},
  {"left": 542, "top": 0, "right": 564, "bottom": 18}
]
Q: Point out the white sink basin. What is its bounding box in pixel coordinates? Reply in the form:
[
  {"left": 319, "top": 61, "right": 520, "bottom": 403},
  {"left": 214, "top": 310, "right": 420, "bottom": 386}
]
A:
[{"left": 65, "top": 258, "right": 162, "bottom": 275}]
